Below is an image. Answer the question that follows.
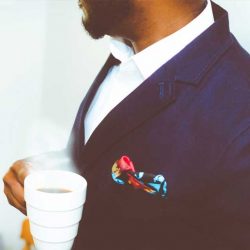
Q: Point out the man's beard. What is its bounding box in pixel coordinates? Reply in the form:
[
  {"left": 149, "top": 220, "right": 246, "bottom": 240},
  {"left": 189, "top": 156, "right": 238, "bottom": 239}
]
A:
[{"left": 80, "top": 0, "right": 132, "bottom": 39}]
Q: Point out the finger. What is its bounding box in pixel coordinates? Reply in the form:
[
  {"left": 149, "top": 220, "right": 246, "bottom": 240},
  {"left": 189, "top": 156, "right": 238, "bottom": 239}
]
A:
[
  {"left": 10, "top": 160, "right": 31, "bottom": 185},
  {"left": 3, "top": 170, "right": 26, "bottom": 207},
  {"left": 4, "top": 185, "right": 27, "bottom": 215}
]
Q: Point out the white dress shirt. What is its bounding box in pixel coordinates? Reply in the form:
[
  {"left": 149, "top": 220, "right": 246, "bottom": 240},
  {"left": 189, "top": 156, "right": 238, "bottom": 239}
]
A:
[{"left": 84, "top": 0, "right": 214, "bottom": 143}]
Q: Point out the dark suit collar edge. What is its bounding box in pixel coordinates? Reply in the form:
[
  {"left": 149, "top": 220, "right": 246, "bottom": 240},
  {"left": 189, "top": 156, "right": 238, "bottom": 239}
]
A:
[{"left": 173, "top": 2, "right": 233, "bottom": 85}]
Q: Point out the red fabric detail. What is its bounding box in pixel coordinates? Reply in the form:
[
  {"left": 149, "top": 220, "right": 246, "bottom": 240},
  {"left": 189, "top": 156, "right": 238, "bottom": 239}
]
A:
[{"left": 117, "top": 156, "right": 135, "bottom": 173}]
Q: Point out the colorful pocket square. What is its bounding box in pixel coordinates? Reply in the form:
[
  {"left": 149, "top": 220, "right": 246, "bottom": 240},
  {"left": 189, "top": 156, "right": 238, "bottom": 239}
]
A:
[{"left": 112, "top": 156, "right": 167, "bottom": 198}]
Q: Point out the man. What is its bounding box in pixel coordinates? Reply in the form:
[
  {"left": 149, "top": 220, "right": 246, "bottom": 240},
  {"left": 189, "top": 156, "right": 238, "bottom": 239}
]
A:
[{"left": 3, "top": 0, "right": 250, "bottom": 249}]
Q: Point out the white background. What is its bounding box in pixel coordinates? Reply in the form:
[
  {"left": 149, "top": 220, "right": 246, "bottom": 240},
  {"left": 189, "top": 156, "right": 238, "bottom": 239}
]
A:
[{"left": 0, "top": 0, "right": 249, "bottom": 249}]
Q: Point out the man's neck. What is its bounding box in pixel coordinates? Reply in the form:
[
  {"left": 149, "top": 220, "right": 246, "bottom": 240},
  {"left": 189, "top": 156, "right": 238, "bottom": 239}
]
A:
[{"left": 121, "top": 1, "right": 207, "bottom": 53}]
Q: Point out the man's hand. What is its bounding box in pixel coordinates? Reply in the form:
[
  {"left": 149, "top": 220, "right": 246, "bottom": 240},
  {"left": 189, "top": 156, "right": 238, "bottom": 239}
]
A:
[
  {"left": 3, "top": 160, "right": 31, "bottom": 215},
  {"left": 3, "top": 149, "right": 75, "bottom": 215}
]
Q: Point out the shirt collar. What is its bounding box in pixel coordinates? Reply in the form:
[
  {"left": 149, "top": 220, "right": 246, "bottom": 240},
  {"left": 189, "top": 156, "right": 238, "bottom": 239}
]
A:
[{"left": 109, "top": 0, "right": 214, "bottom": 79}]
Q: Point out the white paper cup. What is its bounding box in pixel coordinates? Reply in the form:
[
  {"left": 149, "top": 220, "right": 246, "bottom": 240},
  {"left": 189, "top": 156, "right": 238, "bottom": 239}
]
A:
[
  {"left": 24, "top": 170, "right": 87, "bottom": 250},
  {"left": 33, "top": 238, "right": 75, "bottom": 250}
]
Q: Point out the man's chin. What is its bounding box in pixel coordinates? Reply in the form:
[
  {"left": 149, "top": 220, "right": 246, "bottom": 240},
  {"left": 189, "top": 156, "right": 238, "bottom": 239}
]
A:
[
  {"left": 81, "top": 18, "right": 107, "bottom": 40},
  {"left": 79, "top": 0, "right": 132, "bottom": 40}
]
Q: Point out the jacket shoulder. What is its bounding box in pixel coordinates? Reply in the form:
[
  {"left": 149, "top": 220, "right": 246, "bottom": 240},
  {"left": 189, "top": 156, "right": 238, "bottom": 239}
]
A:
[{"left": 216, "top": 35, "right": 250, "bottom": 85}]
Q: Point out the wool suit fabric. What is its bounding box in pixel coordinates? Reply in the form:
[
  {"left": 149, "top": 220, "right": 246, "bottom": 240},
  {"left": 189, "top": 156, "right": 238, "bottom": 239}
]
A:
[{"left": 71, "top": 2, "right": 250, "bottom": 250}]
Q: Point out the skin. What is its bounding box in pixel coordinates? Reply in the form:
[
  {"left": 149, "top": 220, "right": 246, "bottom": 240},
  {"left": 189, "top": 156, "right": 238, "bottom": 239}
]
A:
[
  {"left": 3, "top": 150, "right": 72, "bottom": 215},
  {"left": 79, "top": 0, "right": 206, "bottom": 53},
  {"left": 3, "top": 160, "right": 30, "bottom": 215},
  {"left": 3, "top": 0, "right": 206, "bottom": 215}
]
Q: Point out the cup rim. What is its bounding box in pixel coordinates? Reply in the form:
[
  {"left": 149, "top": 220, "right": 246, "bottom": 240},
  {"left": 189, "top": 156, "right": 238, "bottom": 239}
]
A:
[
  {"left": 25, "top": 170, "right": 87, "bottom": 194},
  {"left": 24, "top": 170, "right": 87, "bottom": 211}
]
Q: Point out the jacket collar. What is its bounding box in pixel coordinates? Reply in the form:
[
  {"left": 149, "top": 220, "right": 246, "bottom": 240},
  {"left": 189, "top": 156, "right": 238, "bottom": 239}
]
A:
[
  {"left": 174, "top": 2, "right": 233, "bottom": 84},
  {"left": 77, "top": 2, "right": 233, "bottom": 169}
]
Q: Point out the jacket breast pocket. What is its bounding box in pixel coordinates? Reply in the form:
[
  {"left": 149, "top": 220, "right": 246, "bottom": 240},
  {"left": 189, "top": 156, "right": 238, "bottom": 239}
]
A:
[{"left": 114, "top": 184, "right": 168, "bottom": 220}]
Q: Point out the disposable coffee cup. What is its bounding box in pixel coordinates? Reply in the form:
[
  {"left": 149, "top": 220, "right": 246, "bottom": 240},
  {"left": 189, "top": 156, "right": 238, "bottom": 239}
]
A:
[{"left": 24, "top": 170, "right": 87, "bottom": 250}]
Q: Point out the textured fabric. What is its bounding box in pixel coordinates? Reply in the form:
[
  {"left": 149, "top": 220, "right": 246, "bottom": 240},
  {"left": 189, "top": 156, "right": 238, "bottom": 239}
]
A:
[
  {"left": 84, "top": 0, "right": 214, "bottom": 143},
  {"left": 70, "top": 2, "right": 250, "bottom": 250},
  {"left": 112, "top": 155, "right": 167, "bottom": 198}
]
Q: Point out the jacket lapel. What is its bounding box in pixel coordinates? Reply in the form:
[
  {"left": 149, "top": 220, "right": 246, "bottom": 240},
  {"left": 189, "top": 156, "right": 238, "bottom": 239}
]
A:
[
  {"left": 78, "top": 1, "right": 233, "bottom": 169},
  {"left": 80, "top": 63, "right": 177, "bottom": 166},
  {"left": 80, "top": 55, "right": 120, "bottom": 136},
  {"left": 69, "top": 54, "right": 120, "bottom": 162}
]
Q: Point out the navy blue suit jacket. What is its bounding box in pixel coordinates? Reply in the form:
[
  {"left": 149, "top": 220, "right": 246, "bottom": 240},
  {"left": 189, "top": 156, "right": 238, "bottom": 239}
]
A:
[{"left": 71, "top": 2, "right": 250, "bottom": 250}]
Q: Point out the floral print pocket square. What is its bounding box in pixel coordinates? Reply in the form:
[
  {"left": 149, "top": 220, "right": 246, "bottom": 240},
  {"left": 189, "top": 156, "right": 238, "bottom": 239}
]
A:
[{"left": 112, "top": 156, "right": 167, "bottom": 198}]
